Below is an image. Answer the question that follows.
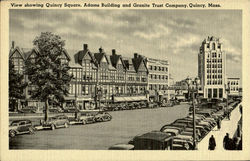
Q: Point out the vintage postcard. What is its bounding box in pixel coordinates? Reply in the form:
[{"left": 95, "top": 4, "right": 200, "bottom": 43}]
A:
[{"left": 0, "top": 0, "right": 249, "bottom": 160}]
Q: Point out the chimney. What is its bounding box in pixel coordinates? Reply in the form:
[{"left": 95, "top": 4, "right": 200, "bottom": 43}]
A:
[
  {"left": 134, "top": 53, "right": 138, "bottom": 59},
  {"left": 99, "top": 47, "right": 103, "bottom": 53},
  {"left": 12, "top": 41, "right": 15, "bottom": 49},
  {"left": 83, "top": 44, "right": 88, "bottom": 50},
  {"left": 112, "top": 49, "right": 116, "bottom": 55}
]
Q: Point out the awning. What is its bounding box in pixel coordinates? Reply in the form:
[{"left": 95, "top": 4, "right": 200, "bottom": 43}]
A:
[
  {"left": 114, "top": 97, "right": 126, "bottom": 102},
  {"left": 157, "top": 91, "right": 164, "bottom": 95},
  {"left": 114, "top": 96, "right": 147, "bottom": 102},
  {"left": 176, "top": 95, "right": 186, "bottom": 100}
]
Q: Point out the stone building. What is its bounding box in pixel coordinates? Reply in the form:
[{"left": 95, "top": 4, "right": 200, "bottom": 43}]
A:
[{"left": 198, "top": 36, "right": 227, "bottom": 99}]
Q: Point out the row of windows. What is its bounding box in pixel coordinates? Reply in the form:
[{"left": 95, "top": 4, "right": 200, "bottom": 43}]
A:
[
  {"left": 207, "top": 43, "right": 221, "bottom": 50},
  {"left": 207, "top": 59, "right": 222, "bottom": 63},
  {"left": 207, "top": 80, "right": 223, "bottom": 85},
  {"left": 207, "top": 64, "right": 223, "bottom": 68},
  {"left": 149, "top": 84, "right": 168, "bottom": 90},
  {"left": 230, "top": 87, "right": 239, "bottom": 91},
  {"left": 207, "top": 70, "right": 223, "bottom": 73},
  {"left": 149, "top": 65, "right": 168, "bottom": 72},
  {"left": 149, "top": 74, "right": 168, "bottom": 80},
  {"left": 69, "top": 84, "right": 147, "bottom": 96},
  {"left": 207, "top": 75, "right": 223, "bottom": 79},
  {"left": 207, "top": 88, "right": 223, "bottom": 98},
  {"left": 229, "top": 81, "right": 239, "bottom": 85}
]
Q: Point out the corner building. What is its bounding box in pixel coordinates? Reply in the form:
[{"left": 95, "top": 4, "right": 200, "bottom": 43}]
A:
[{"left": 198, "top": 36, "right": 226, "bottom": 99}]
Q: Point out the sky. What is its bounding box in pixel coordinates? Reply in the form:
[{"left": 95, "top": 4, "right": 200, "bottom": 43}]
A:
[{"left": 9, "top": 9, "right": 242, "bottom": 83}]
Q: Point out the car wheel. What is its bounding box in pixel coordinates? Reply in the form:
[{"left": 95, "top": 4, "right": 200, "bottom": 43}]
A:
[
  {"left": 9, "top": 130, "right": 16, "bottom": 137},
  {"left": 64, "top": 122, "right": 69, "bottom": 128},
  {"left": 51, "top": 124, "right": 56, "bottom": 130},
  {"left": 29, "top": 127, "right": 35, "bottom": 134}
]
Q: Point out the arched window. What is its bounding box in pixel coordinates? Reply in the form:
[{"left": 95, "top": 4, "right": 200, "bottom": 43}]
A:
[{"left": 212, "top": 43, "right": 216, "bottom": 50}]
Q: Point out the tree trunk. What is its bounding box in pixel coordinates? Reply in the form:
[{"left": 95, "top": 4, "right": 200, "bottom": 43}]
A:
[{"left": 45, "top": 99, "right": 49, "bottom": 122}]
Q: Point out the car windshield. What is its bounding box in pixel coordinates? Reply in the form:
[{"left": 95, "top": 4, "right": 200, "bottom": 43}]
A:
[{"left": 11, "top": 122, "right": 19, "bottom": 126}]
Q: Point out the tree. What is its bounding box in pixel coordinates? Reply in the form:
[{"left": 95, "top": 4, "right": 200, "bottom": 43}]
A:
[
  {"left": 25, "top": 32, "right": 72, "bottom": 121},
  {"left": 9, "top": 60, "right": 27, "bottom": 111}
]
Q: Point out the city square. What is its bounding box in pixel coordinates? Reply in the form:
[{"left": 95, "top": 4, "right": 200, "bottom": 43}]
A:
[{"left": 8, "top": 9, "right": 242, "bottom": 150}]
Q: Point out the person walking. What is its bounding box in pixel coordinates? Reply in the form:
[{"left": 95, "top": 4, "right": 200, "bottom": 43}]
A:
[
  {"left": 228, "top": 111, "right": 231, "bottom": 120},
  {"left": 223, "top": 133, "right": 230, "bottom": 150},
  {"left": 208, "top": 135, "right": 216, "bottom": 150},
  {"left": 217, "top": 119, "right": 221, "bottom": 130}
]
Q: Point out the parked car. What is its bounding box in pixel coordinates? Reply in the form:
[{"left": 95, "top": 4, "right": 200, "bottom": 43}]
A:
[
  {"left": 108, "top": 144, "right": 134, "bottom": 150},
  {"left": 18, "top": 106, "right": 37, "bottom": 113},
  {"left": 133, "top": 131, "right": 173, "bottom": 150},
  {"left": 172, "top": 138, "right": 193, "bottom": 150},
  {"left": 161, "top": 128, "right": 180, "bottom": 136},
  {"left": 42, "top": 115, "right": 70, "bottom": 130},
  {"left": 148, "top": 102, "right": 158, "bottom": 108},
  {"left": 94, "top": 112, "right": 112, "bottom": 122},
  {"left": 63, "top": 108, "right": 80, "bottom": 113},
  {"left": 139, "top": 102, "right": 147, "bottom": 108},
  {"left": 49, "top": 107, "right": 63, "bottom": 113},
  {"left": 77, "top": 113, "right": 96, "bottom": 124},
  {"left": 9, "top": 120, "right": 35, "bottom": 137}
]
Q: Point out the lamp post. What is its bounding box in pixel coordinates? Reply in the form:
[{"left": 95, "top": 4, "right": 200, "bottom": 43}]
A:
[{"left": 185, "top": 77, "right": 200, "bottom": 150}]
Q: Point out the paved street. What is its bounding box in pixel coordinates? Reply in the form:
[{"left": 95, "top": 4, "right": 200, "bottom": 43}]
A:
[
  {"left": 197, "top": 103, "right": 242, "bottom": 150},
  {"left": 9, "top": 104, "right": 189, "bottom": 150}
]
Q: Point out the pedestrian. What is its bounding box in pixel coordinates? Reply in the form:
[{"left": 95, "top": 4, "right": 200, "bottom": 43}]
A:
[
  {"left": 237, "top": 138, "right": 242, "bottom": 150},
  {"left": 228, "top": 112, "right": 231, "bottom": 120},
  {"left": 217, "top": 119, "right": 221, "bottom": 130},
  {"left": 208, "top": 135, "right": 216, "bottom": 150},
  {"left": 223, "top": 133, "right": 230, "bottom": 150}
]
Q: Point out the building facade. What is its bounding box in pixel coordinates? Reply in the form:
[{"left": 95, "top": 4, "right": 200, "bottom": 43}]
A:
[
  {"left": 227, "top": 78, "right": 240, "bottom": 96},
  {"left": 198, "top": 36, "right": 227, "bottom": 99},
  {"left": 145, "top": 57, "right": 169, "bottom": 102},
  {"left": 9, "top": 42, "right": 170, "bottom": 110}
]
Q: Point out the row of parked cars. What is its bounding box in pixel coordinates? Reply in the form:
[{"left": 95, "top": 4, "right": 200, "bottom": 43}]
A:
[
  {"left": 103, "top": 100, "right": 180, "bottom": 112},
  {"left": 108, "top": 100, "right": 241, "bottom": 150},
  {"left": 9, "top": 112, "right": 112, "bottom": 137}
]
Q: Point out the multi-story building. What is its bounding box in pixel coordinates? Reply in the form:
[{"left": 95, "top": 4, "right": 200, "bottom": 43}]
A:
[
  {"left": 198, "top": 36, "right": 227, "bottom": 99},
  {"left": 67, "top": 45, "right": 148, "bottom": 109},
  {"left": 145, "top": 57, "right": 169, "bottom": 103},
  {"left": 227, "top": 77, "right": 240, "bottom": 96},
  {"left": 9, "top": 42, "right": 168, "bottom": 110}
]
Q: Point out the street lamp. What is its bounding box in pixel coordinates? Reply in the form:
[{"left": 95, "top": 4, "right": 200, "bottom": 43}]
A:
[
  {"left": 185, "top": 77, "right": 191, "bottom": 101},
  {"left": 186, "top": 77, "right": 200, "bottom": 150},
  {"left": 225, "top": 82, "right": 230, "bottom": 108}
]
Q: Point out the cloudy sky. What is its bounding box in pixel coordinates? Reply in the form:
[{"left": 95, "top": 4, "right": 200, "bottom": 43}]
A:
[{"left": 10, "top": 9, "right": 242, "bottom": 82}]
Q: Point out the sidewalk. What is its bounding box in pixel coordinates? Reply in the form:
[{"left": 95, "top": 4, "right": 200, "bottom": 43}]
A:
[{"left": 197, "top": 103, "right": 242, "bottom": 151}]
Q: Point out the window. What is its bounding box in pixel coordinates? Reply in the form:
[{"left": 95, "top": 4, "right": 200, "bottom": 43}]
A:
[
  {"left": 212, "top": 43, "right": 216, "bottom": 50},
  {"left": 213, "top": 88, "right": 217, "bottom": 98},
  {"left": 219, "top": 88, "right": 223, "bottom": 98},
  {"left": 154, "top": 66, "right": 157, "bottom": 70},
  {"left": 207, "top": 44, "right": 210, "bottom": 48},
  {"left": 150, "top": 66, "right": 153, "bottom": 70}
]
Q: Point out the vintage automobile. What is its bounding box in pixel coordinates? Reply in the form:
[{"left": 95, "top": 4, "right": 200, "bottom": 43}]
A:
[
  {"left": 18, "top": 106, "right": 37, "bottom": 113},
  {"left": 133, "top": 131, "right": 173, "bottom": 150},
  {"left": 42, "top": 115, "right": 70, "bottom": 130},
  {"left": 63, "top": 108, "right": 80, "bottom": 113},
  {"left": 77, "top": 113, "right": 96, "bottom": 125},
  {"left": 139, "top": 102, "right": 147, "bottom": 108},
  {"left": 172, "top": 138, "right": 194, "bottom": 150},
  {"left": 108, "top": 144, "right": 134, "bottom": 150},
  {"left": 9, "top": 120, "right": 35, "bottom": 137},
  {"left": 161, "top": 128, "right": 180, "bottom": 136},
  {"left": 160, "top": 125, "right": 184, "bottom": 134},
  {"left": 94, "top": 112, "right": 112, "bottom": 122}
]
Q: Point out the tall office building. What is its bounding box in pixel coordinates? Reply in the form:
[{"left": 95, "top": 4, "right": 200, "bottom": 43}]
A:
[{"left": 198, "top": 36, "right": 226, "bottom": 99}]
